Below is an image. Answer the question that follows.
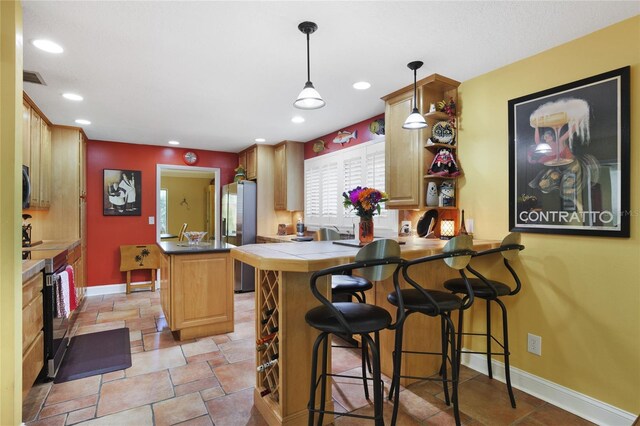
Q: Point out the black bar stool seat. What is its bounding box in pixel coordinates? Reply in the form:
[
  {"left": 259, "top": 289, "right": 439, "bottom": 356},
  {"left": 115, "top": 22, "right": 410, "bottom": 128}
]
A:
[
  {"left": 388, "top": 289, "right": 463, "bottom": 314},
  {"left": 331, "top": 275, "right": 373, "bottom": 295},
  {"left": 444, "top": 278, "right": 511, "bottom": 298},
  {"left": 305, "top": 302, "right": 391, "bottom": 334}
]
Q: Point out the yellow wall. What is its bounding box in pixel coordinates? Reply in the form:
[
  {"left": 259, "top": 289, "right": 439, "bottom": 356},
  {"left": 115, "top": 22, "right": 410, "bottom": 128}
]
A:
[
  {"left": 161, "top": 176, "right": 211, "bottom": 236},
  {"left": 458, "top": 16, "right": 639, "bottom": 413},
  {"left": 0, "top": 1, "right": 23, "bottom": 423}
]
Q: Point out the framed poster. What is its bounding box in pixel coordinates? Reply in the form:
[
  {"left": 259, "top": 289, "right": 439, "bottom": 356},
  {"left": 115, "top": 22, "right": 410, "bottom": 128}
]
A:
[
  {"left": 103, "top": 169, "right": 142, "bottom": 216},
  {"left": 508, "top": 67, "right": 630, "bottom": 237}
]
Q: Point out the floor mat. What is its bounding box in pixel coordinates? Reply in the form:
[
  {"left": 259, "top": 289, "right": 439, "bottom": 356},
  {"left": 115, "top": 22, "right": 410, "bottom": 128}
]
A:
[{"left": 54, "top": 327, "right": 131, "bottom": 384}]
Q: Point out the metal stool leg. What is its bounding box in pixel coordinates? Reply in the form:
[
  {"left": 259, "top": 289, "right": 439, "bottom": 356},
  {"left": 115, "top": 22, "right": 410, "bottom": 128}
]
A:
[
  {"left": 486, "top": 299, "right": 493, "bottom": 379},
  {"left": 390, "top": 316, "right": 405, "bottom": 425},
  {"left": 317, "top": 334, "right": 330, "bottom": 426},
  {"left": 308, "top": 332, "right": 326, "bottom": 426},
  {"left": 363, "top": 333, "right": 384, "bottom": 426},
  {"left": 361, "top": 338, "right": 370, "bottom": 400},
  {"left": 445, "top": 314, "right": 462, "bottom": 426},
  {"left": 496, "top": 298, "right": 516, "bottom": 408},
  {"left": 441, "top": 314, "right": 451, "bottom": 406}
]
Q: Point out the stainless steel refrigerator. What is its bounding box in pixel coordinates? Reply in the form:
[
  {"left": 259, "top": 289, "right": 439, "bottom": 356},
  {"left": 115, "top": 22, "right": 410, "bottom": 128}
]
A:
[{"left": 222, "top": 180, "right": 256, "bottom": 292}]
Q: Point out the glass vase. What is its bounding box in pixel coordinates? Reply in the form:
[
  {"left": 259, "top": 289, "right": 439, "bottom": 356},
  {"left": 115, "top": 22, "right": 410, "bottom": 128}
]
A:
[{"left": 359, "top": 218, "right": 374, "bottom": 245}]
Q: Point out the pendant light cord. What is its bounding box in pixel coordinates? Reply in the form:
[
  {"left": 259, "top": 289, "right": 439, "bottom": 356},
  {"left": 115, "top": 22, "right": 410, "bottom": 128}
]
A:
[
  {"left": 413, "top": 68, "right": 417, "bottom": 109},
  {"left": 306, "top": 32, "right": 311, "bottom": 84}
]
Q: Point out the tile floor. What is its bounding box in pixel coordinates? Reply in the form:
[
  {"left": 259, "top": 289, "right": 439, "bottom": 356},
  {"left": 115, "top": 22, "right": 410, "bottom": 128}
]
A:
[{"left": 23, "top": 291, "right": 593, "bottom": 426}]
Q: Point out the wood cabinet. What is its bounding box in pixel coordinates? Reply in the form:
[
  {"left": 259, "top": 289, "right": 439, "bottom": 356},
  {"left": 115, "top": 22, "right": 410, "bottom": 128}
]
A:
[
  {"left": 273, "top": 141, "right": 304, "bottom": 211},
  {"left": 68, "top": 244, "right": 85, "bottom": 301},
  {"left": 238, "top": 145, "right": 257, "bottom": 180},
  {"left": 22, "top": 98, "right": 51, "bottom": 209},
  {"left": 382, "top": 74, "right": 460, "bottom": 212},
  {"left": 160, "top": 251, "right": 233, "bottom": 340},
  {"left": 22, "top": 271, "right": 44, "bottom": 397}
]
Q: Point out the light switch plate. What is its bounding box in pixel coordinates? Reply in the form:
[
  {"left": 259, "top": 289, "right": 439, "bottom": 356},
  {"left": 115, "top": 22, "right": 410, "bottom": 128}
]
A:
[{"left": 148, "top": 216, "right": 155, "bottom": 225}]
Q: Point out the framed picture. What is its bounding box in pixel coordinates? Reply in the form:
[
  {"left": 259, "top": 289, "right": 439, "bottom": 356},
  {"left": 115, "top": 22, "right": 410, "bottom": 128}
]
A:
[
  {"left": 508, "top": 67, "right": 630, "bottom": 237},
  {"left": 103, "top": 169, "right": 142, "bottom": 216}
]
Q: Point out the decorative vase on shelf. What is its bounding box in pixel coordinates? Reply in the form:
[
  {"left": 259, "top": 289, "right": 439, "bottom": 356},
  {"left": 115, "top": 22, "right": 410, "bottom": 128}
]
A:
[
  {"left": 426, "top": 181, "right": 439, "bottom": 206},
  {"left": 359, "top": 218, "right": 374, "bottom": 245}
]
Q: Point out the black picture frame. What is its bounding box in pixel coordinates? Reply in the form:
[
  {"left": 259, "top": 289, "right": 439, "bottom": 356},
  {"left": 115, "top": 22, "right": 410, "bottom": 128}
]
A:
[
  {"left": 508, "top": 66, "right": 630, "bottom": 237},
  {"left": 103, "top": 169, "right": 142, "bottom": 216}
]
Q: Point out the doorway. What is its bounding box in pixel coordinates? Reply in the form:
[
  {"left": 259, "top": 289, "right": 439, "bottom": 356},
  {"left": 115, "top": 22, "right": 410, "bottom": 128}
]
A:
[{"left": 156, "top": 164, "right": 220, "bottom": 242}]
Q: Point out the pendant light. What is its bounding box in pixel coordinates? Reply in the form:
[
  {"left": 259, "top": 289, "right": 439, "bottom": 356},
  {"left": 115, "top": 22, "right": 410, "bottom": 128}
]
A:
[
  {"left": 403, "top": 61, "right": 427, "bottom": 129},
  {"left": 294, "top": 21, "right": 325, "bottom": 110}
]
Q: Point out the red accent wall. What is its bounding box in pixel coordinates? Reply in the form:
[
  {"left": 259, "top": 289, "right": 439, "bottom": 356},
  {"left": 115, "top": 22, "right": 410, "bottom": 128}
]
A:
[
  {"left": 86, "top": 140, "right": 238, "bottom": 286},
  {"left": 303, "top": 113, "right": 385, "bottom": 159}
]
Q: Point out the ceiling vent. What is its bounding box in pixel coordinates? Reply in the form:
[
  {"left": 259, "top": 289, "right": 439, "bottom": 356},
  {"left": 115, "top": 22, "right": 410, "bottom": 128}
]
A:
[{"left": 23, "top": 71, "right": 46, "bottom": 85}]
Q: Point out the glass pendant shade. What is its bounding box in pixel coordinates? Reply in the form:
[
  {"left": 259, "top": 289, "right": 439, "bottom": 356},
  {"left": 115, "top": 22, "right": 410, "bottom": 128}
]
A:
[
  {"left": 294, "top": 82, "right": 325, "bottom": 110},
  {"left": 403, "top": 107, "right": 427, "bottom": 129}
]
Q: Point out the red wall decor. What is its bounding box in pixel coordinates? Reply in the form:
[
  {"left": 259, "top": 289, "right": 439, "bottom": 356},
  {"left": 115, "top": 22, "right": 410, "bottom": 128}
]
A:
[
  {"left": 303, "top": 113, "right": 385, "bottom": 159},
  {"left": 86, "top": 140, "right": 238, "bottom": 287}
]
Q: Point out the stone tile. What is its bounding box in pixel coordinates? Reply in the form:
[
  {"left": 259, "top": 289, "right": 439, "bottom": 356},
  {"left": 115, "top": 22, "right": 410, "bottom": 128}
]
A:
[
  {"left": 156, "top": 317, "right": 170, "bottom": 332},
  {"left": 225, "top": 323, "right": 255, "bottom": 341},
  {"left": 125, "top": 317, "right": 157, "bottom": 332},
  {"left": 331, "top": 346, "right": 364, "bottom": 375},
  {"left": 170, "top": 362, "right": 214, "bottom": 386},
  {"left": 101, "top": 293, "right": 129, "bottom": 301},
  {"left": 333, "top": 400, "right": 421, "bottom": 425},
  {"left": 96, "top": 309, "right": 139, "bottom": 323},
  {"left": 143, "top": 330, "right": 180, "bottom": 351},
  {"left": 152, "top": 392, "right": 207, "bottom": 426},
  {"left": 40, "top": 395, "right": 98, "bottom": 419},
  {"left": 75, "top": 312, "right": 98, "bottom": 323},
  {"left": 23, "top": 381, "right": 53, "bottom": 422},
  {"left": 140, "top": 304, "right": 164, "bottom": 317},
  {"left": 65, "top": 406, "right": 96, "bottom": 425},
  {"left": 420, "top": 409, "right": 478, "bottom": 425},
  {"left": 200, "top": 386, "right": 225, "bottom": 402},
  {"left": 211, "top": 334, "right": 230, "bottom": 345},
  {"left": 125, "top": 345, "right": 186, "bottom": 377},
  {"left": 205, "top": 387, "right": 267, "bottom": 426},
  {"left": 75, "top": 321, "right": 125, "bottom": 336},
  {"left": 102, "top": 370, "right": 125, "bottom": 382},
  {"left": 219, "top": 338, "right": 254, "bottom": 363},
  {"left": 113, "top": 299, "right": 151, "bottom": 311},
  {"left": 234, "top": 309, "right": 254, "bottom": 324},
  {"left": 524, "top": 403, "right": 596, "bottom": 425},
  {"left": 129, "top": 329, "right": 142, "bottom": 342},
  {"left": 330, "top": 366, "right": 395, "bottom": 413},
  {"left": 175, "top": 377, "right": 221, "bottom": 397},
  {"left": 175, "top": 415, "right": 213, "bottom": 426},
  {"left": 188, "top": 351, "right": 227, "bottom": 366},
  {"left": 131, "top": 345, "right": 144, "bottom": 354},
  {"left": 27, "top": 413, "right": 67, "bottom": 426},
  {"left": 392, "top": 388, "right": 448, "bottom": 422},
  {"left": 77, "top": 405, "right": 153, "bottom": 426},
  {"left": 212, "top": 359, "right": 255, "bottom": 394},
  {"left": 96, "top": 370, "right": 174, "bottom": 417},
  {"left": 46, "top": 376, "right": 101, "bottom": 406},
  {"left": 181, "top": 338, "right": 219, "bottom": 358}
]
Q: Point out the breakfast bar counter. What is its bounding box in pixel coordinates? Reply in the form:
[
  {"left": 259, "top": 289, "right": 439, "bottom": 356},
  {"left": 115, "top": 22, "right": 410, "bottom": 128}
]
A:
[
  {"left": 158, "top": 241, "right": 236, "bottom": 340},
  {"left": 231, "top": 238, "right": 499, "bottom": 426}
]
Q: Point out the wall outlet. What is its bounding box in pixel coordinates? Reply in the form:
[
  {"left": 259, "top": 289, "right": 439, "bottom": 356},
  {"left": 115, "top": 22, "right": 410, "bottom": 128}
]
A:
[
  {"left": 527, "top": 333, "right": 542, "bottom": 356},
  {"left": 148, "top": 216, "right": 155, "bottom": 225}
]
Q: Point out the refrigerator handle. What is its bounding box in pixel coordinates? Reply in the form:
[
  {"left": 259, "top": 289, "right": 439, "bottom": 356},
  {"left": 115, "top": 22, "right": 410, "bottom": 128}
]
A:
[{"left": 222, "top": 218, "right": 227, "bottom": 237}]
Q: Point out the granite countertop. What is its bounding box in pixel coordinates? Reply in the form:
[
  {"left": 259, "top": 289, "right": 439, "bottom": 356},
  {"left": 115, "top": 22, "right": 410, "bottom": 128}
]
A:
[
  {"left": 157, "top": 240, "right": 236, "bottom": 254},
  {"left": 22, "top": 259, "right": 45, "bottom": 282},
  {"left": 258, "top": 234, "right": 302, "bottom": 243}
]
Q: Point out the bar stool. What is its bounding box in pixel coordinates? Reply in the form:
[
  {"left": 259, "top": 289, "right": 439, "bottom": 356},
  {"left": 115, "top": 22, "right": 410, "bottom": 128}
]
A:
[
  {"left": 443, "top": 233, "right": 524, "bottom": 408},
  {"left": 387, "top": 235, "right": 476, "bottom": 426},
  {"left": 306, "top": 239, "right": 404, "bottom": 426}
]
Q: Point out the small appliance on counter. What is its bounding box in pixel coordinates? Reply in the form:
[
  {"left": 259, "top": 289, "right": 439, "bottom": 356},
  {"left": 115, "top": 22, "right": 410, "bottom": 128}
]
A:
[{"left": 296, "top": 218, "right": 305, "bottom": 237}]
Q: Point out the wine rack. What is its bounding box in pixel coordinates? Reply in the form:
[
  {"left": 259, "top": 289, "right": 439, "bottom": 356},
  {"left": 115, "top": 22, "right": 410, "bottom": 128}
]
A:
[{"left": 256, "top": 270, "right": 280, "bottom": 404}]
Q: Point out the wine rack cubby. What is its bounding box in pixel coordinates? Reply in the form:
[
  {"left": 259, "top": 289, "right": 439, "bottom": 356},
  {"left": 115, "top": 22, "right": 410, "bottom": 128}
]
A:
[{"left": 256, "top": 270, "right": 280, "bottom": 404}]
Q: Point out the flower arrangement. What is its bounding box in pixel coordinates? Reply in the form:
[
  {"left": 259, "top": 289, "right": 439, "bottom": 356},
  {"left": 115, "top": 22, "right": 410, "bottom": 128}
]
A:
[{"left": 342, "top": 186, "right": 388, "bottom": 220}]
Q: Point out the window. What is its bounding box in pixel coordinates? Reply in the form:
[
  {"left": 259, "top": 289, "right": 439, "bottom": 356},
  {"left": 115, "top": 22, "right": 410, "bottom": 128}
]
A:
[
  {"left": 159, "top": 188, "right": 168, "bottom": 233},
  {"left": 304, "top": 138, "right": 397, "bottom": 235}
]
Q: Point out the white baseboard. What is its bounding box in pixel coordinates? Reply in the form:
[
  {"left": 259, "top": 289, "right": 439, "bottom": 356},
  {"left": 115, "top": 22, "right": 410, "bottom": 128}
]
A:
[
  {"left": 461, "top": 349, "right": 637, "bottom": 426},
  {"left": 84, "top": 280, "right": 159, "bottom": 297}
]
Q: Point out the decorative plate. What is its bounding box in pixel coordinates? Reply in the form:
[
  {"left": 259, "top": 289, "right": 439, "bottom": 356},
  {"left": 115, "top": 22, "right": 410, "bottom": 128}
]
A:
[
  {"left": 417, "top": 209, "right": 439, "bottom": 237},
  {"left": 312, "top": 140, "right": 325, "bottom": 153},
  {"left": 431, "top": 121, "right": 455, "bottom": 144}
]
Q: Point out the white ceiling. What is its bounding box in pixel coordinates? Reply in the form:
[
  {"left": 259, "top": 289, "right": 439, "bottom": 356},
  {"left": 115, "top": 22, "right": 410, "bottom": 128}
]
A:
[{"left": 22, "top": 1, "right": 638, "bottom": 153}]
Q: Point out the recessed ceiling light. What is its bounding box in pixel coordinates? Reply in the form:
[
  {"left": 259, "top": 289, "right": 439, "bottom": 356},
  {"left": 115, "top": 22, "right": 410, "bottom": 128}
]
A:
[
  {"left": 62, "top": 93, "right": 83, "bottom": 101},
  {"left": 254, "top": 138, "right": 266, "bottom": 143},
  {"left": 291, "top": 116, "right": 305, "bottom": 124},
  {"left": 32, "top": 39, "right": 64, "bottom": 54},
  {"left": 353, "top": 81, "right": 371, "bottom": 90},
  {"left": 168, "top": 140, "right": 180, "bottom": 145},
  {"left": 75, "top": 119, "right": 91, "bottom": 125}
]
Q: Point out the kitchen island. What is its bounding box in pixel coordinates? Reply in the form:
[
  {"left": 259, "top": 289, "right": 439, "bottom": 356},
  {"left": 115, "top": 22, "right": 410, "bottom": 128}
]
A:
[
  {"left": 158, "top": 241, "right": 235, "bottom": 340},
  {"left": 231, "top": 238, "right": 499, "bottom": 426}
]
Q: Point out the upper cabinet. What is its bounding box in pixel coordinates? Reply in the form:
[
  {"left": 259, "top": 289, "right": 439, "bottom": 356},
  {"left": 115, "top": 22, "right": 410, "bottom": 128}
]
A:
[
  {"left": 273, "top": 141, "right": 303, "bottom": 211},
  {"left": 23, "top": 97, "right": 52, "bottom": 209},
  {"left": 238, "top": 145, "right": 258, "bottom": 180},
  {"left": 382, "top": 74, "right": 460, "bottom": 210}
]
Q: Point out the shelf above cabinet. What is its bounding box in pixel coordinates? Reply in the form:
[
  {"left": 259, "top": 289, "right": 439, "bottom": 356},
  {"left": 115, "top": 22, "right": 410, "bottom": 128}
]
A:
[
  {"left": 423, "top": 174, "right": 463, "bottom": 179},
  {"left": 423, "top": 111, "right": 451, "bottom": 121},
  {"left": 425, "top": 142, "right": 457, "bottom": 150}
]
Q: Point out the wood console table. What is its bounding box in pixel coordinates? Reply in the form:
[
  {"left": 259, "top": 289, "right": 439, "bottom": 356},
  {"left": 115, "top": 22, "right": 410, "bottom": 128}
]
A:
[{"left": 231, "top": 238, "right": 499, "bottom": 426}]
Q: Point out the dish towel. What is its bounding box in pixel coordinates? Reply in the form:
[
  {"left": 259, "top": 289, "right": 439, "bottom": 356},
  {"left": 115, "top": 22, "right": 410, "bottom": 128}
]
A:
[
  {"left": 54, "top": 273, "right": 67, "bottom": 318},
  {"left": 59, "top": 270, "right": 71, "bottom": 318},
  {"left": 65, "top": 265, "right": 78, "bottom": 312}
]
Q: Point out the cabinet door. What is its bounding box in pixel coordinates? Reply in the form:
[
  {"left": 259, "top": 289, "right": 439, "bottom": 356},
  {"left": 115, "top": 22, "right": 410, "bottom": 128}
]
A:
[
  {"left": 22, "top": 100, "right": 31, "bottom": 170},
  {"left": 29, "top": 110, "right": 41, "bottom": 208},
  {"left": 39, "top": 122, "right": 51, "bottom": 208},
  {"left": 238, "top": 151, "right": 247, "bottom": 171},
  {"left": 160, "top": 254, "right": 172, "bottom": 327},
  {"left": 246, "top": 146, "right": 257, "bottom": 180},
  {"left": 274, "top": 144, "right": 286, "bottom": 210},
  {"left": 384, "top": 90, "right": 423, "bottom": 209}
]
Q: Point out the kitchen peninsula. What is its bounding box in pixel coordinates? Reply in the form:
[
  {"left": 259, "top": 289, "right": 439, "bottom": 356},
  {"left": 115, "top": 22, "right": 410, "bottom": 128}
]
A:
[
  {"left": 231, "top": 238, "right": 499, "bottom": 426},
  {"left": 158, "top": 241, "right": 235, "bottom": 340}
]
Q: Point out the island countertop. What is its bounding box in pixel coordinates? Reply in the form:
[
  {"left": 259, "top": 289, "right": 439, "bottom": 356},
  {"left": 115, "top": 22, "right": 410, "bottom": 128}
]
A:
[
  {"left": 231, "top": 237, "right": 500, "bottom": 272},
  {"left": 157, "top": 240, "right": 236, "bottom": 254}
]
